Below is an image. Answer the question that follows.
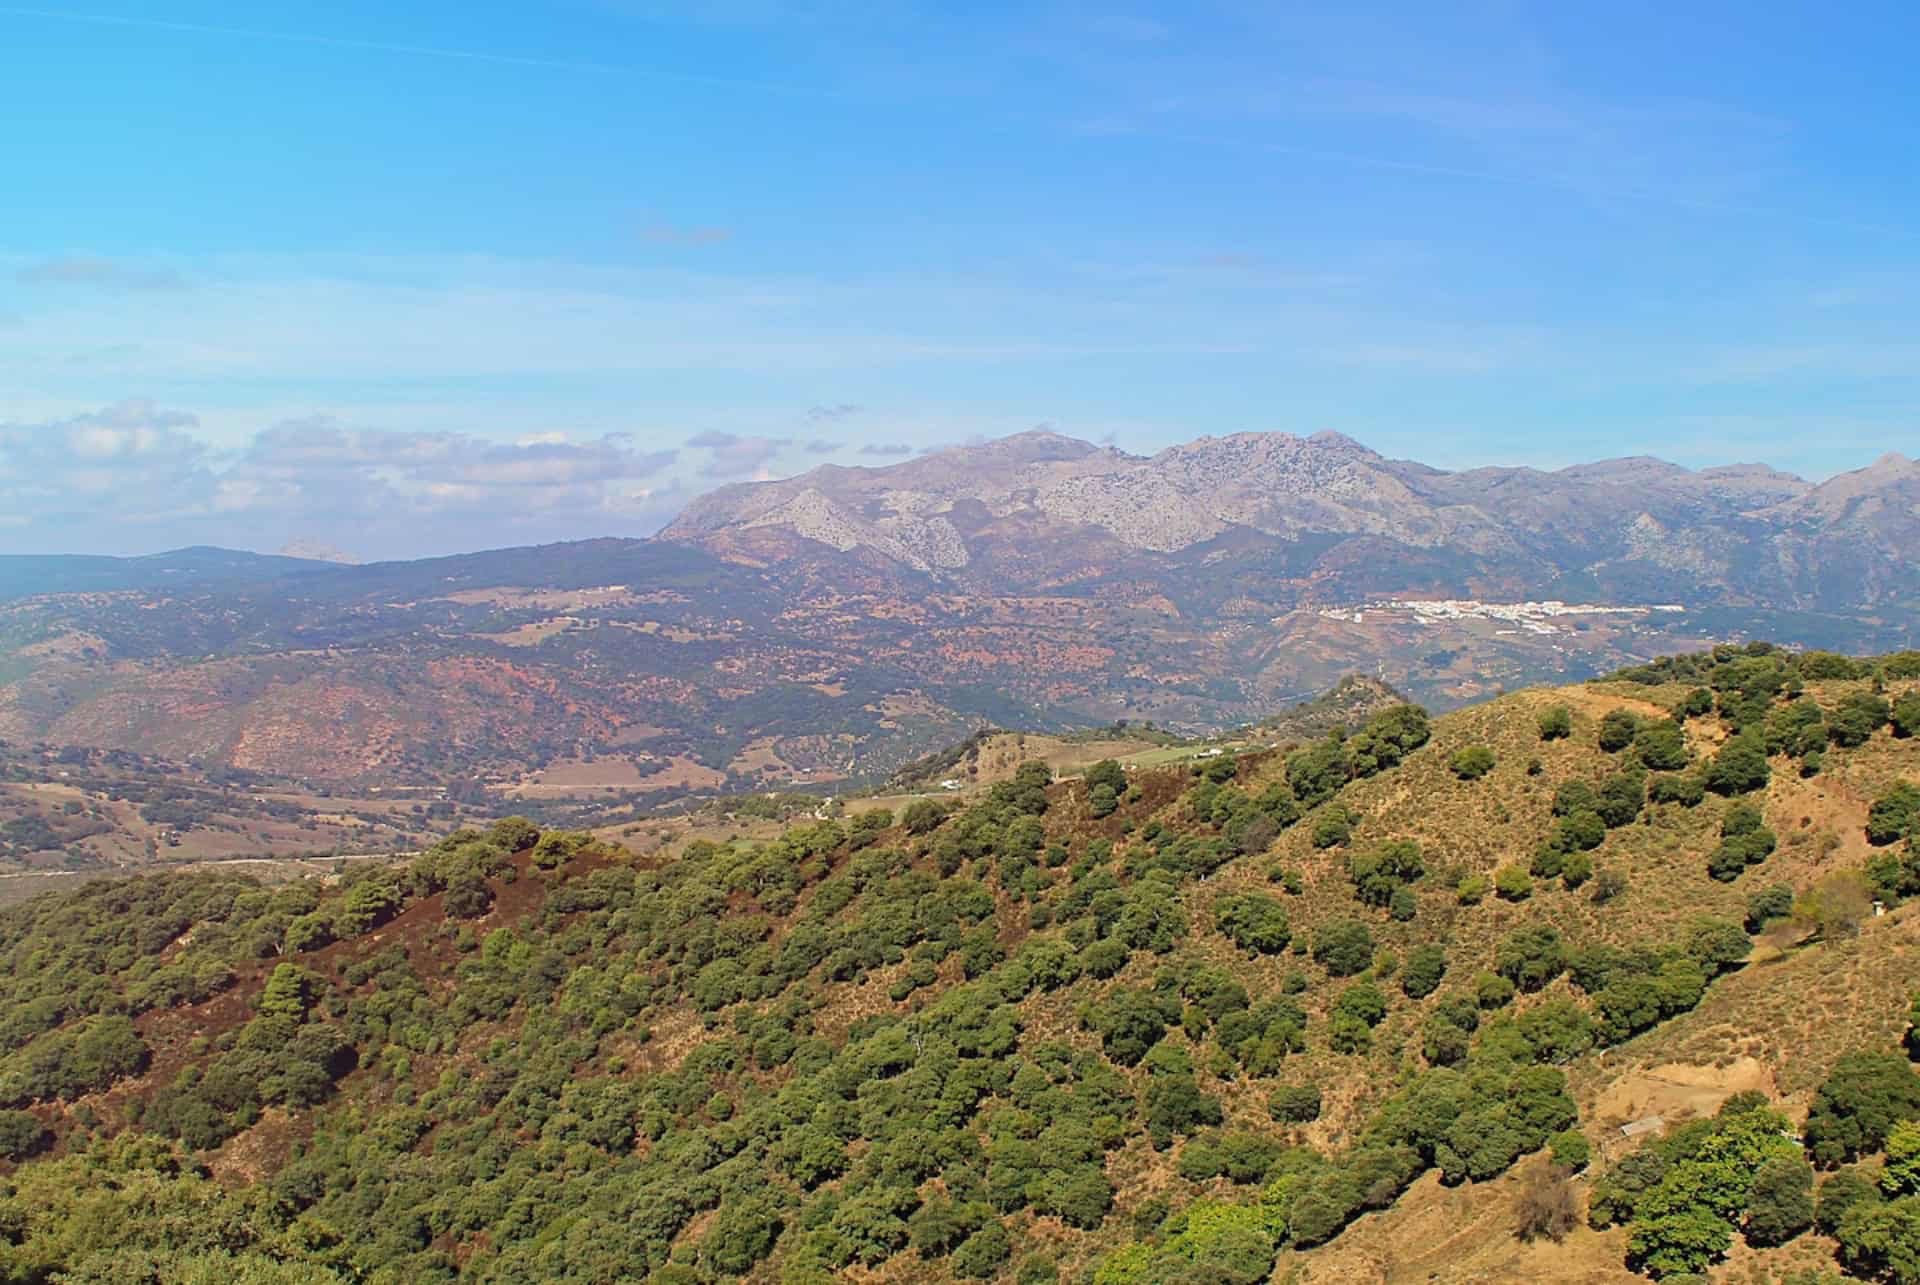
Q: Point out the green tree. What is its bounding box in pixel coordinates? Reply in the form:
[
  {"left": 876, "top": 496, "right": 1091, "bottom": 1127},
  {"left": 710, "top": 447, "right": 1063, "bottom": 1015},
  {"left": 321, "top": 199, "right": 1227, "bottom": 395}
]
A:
[
  {"left": 442, "top": 873, "right": 494, "bottom": 920},
  {"left": 1744, "top": 884, "right": 1794, "bottom": 932},
  {"left": 1400, "top": 944, "right": 1447, "bottom": 999},
  {"left": 1496, "top": 925, "right": 1567, "bottom": 991},
  {"left": 1347, "top": 839, "right": 1423, "bottom": 908},
  {"left": 1268, "top": 1084, "right": 1322, "bottom": 1123},
  {"left": 1702, "top": 732, "right": 1770, "bottom": 796},
  {"left": 901, "top": 799, "right": 948, "bottom": 835},
  {"left": 1214, "top": 893, "right": 1291, "bottom": 955},
  {"left": 1312, "top": 919, "right": 1374, "bottom": 978},
  {"left": 1634, "top": 721, "right": 1690, "bottom": 771},
  {"left": 0, "top": 1108, "right": 51, "bottom": 1160},
  {"left": 1310, "top": 805, "right": 1354, "bottom": 850},
  {"left": 1628, "top": 1209, "right": 1733, "bottom": 1277},
  {"left": 1834, "top": 1196, "right": 1920, "bottom": 1284},
  {"left": 1088, "top": 784, "right": 1119, "bottom": 818},
  {"left": 1745, "top": 1155, "right": 1815, "bottom": 1246},
  {"left": 1868, "top": 783, "right": 1920, "bottom": 846},
  {"left": 1449, "top": 746, "right": 1496, "bottom": 780},
  {"left": 1538, "top": 706, "right": 1573, "bottom": 741},
  {"left": 486, "top": 816, "right": 540, "bottom": 852},
  {"left": 1818, "top": 1167, "right": 1882, "bottom": 1235},
  {"left": 1829, "top": 692, "right": 1892, "bottom": 747},
  {"left": 1894, "top": 692, "right": 1920, "bottom": 739},
  {"left": 1885, "top": 1120, "right": 1920, "bottom": 1198},
  {"left": 951, "top": 1221, "right": 1012, "bottom": 1278},
  {"left": 1598, "top": 709, "right": 1640, "bottom": 753},
  {"left": 1085, "top": 759, "right": 1128, "bottom": 795},
  {"left": 1804, "top": 1052, "right": 1920, "bottom": 1165}
]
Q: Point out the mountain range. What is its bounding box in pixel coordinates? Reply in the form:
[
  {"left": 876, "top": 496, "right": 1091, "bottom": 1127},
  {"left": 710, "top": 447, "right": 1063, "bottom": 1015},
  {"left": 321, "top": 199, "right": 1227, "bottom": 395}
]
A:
[
  {"left": 667, "top": 429, "right": 1919, "bottom": 609},
  {"left": 1, "top": 429, "right": 1915, "bottom": 791}
]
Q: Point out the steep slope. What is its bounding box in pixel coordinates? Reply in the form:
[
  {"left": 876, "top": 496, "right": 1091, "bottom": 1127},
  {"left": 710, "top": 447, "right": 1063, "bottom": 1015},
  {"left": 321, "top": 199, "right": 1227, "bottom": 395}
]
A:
[{"left": 0, "top": 646, "right": 1915, "bottom": 1282}]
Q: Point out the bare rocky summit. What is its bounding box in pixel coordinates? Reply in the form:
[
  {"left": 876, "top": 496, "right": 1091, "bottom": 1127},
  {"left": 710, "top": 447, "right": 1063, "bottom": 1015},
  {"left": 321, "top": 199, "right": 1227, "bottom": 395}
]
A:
[{"left": 663, "top": 429, "right": 1918, "bottom": 612}]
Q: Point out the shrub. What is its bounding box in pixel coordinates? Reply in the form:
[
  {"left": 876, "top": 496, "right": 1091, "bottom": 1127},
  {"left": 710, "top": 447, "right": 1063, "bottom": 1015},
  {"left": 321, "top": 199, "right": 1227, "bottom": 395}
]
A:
[
  {"left": 1549, "top": 1129, "right": 1590, "bottom": 1171},
  {"left": 1648, "top": 772, "right": 1706, "bottom": 806},
  {"left": 1450, "top": 746, "right": 1496, "bottom": 780},
  {"left": 1590, "top": 867, "right": 1628, "bottom": 903},
  {"left": 1560, "top": 852, "right": 1593, "bottom": 890},
  {"left": 1494, "top": 865, "right": 1533, "bottom": 902},
  {"left": 1515, "top": 1162, "right": 1579, "bottom": 1242},
  {"left": 1538, "top": 706, "right": 1572, "bottom": 741},
  {"left": 1456, "top": 873, "right": 1490, "bottom": 905}
]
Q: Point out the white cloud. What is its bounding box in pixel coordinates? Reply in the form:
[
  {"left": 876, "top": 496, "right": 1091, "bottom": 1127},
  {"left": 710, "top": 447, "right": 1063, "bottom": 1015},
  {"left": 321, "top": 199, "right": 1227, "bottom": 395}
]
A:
[{"left": 0, "top": 406, "right": 680, "bottom": 556}]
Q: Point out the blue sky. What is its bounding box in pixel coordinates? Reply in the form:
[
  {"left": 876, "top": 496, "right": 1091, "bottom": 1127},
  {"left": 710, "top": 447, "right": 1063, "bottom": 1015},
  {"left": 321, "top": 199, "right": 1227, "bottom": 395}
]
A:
[{"left": 1, "top": 0, "right": 1915, "bottom": 558}]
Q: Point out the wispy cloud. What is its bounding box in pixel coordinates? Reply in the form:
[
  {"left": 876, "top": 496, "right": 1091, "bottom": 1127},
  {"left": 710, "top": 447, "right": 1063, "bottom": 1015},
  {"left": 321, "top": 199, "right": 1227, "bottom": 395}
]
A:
[
  {"left": 17, "top": 255, "right": 188, "bottom": 292},
  {"left": 857, "top": 441, "right": 913, "bottom": 456},
  {"left": 686, "top": 429, "right": 791, "bottom": 477},
  {"left": 638, "top": 219, "right": 734, "bottom": 246}
]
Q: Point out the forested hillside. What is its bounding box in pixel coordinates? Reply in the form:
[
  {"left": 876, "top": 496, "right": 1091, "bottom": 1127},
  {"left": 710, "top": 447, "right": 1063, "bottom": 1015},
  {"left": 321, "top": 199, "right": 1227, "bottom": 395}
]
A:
[{"left": 0, "top": 645, "right": 1917, "bottom": 1283}]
